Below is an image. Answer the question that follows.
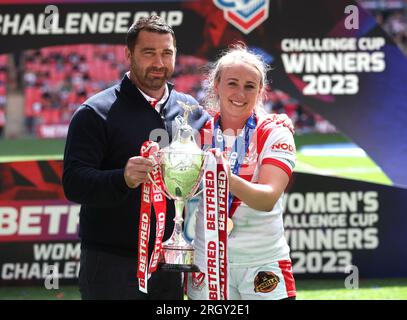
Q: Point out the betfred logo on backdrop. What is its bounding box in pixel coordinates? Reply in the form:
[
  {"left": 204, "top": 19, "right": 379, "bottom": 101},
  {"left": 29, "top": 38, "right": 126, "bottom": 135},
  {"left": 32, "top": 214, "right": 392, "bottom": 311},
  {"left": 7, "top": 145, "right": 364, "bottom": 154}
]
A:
[
  {"left": 214, "top": 0, "right": 270, "bottom": 34},
  {"left": 0, "top": 201, "right": 80, "bottom": 242}
]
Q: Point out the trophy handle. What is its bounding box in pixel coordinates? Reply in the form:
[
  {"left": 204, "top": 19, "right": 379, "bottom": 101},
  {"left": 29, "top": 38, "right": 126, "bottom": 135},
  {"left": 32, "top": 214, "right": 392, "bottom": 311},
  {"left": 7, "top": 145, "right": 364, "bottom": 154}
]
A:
[
  {"left": 190, "top": 188, "right": 203, "bottom": 199},
  {"left": 189, "top": 150, "right": 210, "bottom": 200},
  {"left": 147, "top": 155, "right": 173, "bottom": 200},
  {"left": 147, "top": 172, "right": 173, "bottom": 200}
]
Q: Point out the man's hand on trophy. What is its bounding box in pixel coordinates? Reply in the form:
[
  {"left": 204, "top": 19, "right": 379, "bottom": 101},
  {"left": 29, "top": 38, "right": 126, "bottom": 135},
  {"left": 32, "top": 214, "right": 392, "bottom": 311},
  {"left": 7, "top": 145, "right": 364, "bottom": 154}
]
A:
[{"left": 124, "top": 156, "right": 153, "bottom": 189}]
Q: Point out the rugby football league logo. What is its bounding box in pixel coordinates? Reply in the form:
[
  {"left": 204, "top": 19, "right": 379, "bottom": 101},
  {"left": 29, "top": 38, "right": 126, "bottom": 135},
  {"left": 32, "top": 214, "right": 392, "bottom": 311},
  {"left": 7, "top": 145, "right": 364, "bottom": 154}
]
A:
[{"left": 214, "top": 0, "right": 270, "bottom": 34}]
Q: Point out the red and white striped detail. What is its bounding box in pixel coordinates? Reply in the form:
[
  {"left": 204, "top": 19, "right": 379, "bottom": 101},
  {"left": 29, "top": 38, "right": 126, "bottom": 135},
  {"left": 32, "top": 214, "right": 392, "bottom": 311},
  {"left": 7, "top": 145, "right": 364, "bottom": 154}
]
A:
[{"left": 278, "top": 260, "right": 297, "bottom": 298}]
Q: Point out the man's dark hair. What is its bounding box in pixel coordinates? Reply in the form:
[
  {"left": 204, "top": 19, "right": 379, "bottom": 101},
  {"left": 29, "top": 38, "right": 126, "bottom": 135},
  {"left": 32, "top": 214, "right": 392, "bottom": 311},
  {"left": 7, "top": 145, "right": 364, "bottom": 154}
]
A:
[{"left": 126, "top": 15, "right": 176, "bottom": 52}]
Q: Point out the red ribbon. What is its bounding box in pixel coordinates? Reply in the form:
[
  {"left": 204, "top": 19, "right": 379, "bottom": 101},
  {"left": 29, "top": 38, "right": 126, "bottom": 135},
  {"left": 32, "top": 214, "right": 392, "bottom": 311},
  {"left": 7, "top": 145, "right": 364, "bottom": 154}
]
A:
[
  {"left": 216, "top": 155, "right": 229, "bottom": 300},
  {"left": 203, "top": 149, "right": 229, "bottom": 300},
  {"left": 137, "top": 141, "right": 167, "bottom": 293}
]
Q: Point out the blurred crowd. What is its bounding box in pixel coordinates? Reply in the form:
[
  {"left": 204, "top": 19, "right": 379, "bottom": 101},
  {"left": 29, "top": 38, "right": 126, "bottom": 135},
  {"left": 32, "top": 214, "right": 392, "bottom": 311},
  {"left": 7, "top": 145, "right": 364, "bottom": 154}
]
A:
[
  {"left": 359, "top": 0, "right": 407, "bottom": 53},
  {"left": 376, "top": 11, "right": 407, "bottom": 54},
  {"left": 22, "top": 45, "right": 128, "bottom": 137}
]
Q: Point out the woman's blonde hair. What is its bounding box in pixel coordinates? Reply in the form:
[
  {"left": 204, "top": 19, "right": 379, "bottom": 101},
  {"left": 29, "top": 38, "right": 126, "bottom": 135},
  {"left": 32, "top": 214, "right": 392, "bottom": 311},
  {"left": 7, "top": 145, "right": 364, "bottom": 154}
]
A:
[{"left": 203, "top": 42, "right": 270, "bottom": 114}]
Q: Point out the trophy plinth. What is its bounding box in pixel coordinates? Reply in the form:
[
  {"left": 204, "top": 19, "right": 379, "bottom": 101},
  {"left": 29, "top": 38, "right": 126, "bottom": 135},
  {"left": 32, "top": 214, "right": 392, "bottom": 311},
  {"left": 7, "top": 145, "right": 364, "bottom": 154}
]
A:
[
  {"left": 159, "top": 233, "right": 200, "bottom": 272},
  {"left": 149, "top": 103, "right": 204, "bottom": 273}
]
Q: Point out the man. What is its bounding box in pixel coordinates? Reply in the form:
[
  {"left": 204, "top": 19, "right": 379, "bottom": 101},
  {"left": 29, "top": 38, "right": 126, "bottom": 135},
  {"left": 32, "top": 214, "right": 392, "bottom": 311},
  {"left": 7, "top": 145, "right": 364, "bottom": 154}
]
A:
[{"left": 62, "top": 15, "right": 210, "bottom": 300}]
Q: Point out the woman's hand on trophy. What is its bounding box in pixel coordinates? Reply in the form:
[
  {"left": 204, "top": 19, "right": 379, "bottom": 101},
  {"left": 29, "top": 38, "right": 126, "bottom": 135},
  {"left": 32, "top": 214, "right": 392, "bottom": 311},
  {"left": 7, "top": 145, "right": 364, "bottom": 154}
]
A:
[
  {"left": 221, "top": 151, "right": 232, "bottom": 179},
  {"left": 124, "top": 156, "right": 153, "bottom": 189}
]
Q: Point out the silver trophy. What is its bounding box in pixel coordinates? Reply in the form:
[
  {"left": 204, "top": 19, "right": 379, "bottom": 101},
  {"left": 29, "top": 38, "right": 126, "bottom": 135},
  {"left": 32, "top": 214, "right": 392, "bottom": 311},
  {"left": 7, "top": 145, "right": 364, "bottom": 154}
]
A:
[{"left": 148, "top": 101, "right": 205, "bottom": 272}]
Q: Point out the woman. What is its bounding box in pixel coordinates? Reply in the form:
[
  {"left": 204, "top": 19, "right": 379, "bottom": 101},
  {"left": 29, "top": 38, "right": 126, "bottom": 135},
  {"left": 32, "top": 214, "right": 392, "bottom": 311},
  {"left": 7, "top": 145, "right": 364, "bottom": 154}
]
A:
[{"left": 188, "top": 44, "right": 297, "bottom": 300}]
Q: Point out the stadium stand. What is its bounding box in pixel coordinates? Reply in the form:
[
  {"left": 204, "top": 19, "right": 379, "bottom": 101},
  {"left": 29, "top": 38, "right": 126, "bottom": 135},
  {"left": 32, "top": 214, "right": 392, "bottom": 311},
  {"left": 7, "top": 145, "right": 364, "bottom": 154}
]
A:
[{"left": 21, "top": 44, "right": 127, "bottom": 138}]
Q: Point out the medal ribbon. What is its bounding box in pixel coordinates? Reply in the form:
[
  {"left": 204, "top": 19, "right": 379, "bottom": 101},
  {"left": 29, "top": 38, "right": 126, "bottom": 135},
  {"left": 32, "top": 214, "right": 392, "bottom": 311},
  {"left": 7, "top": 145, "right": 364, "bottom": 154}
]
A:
[{"left": 212, "top": 113, "right": 257, "bottom": 217}]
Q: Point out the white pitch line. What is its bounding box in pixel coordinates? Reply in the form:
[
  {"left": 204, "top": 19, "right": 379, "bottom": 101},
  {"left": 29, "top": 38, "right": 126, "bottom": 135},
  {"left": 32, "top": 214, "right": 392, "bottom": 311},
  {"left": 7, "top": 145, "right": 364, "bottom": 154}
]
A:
[{"left": 295, "top": 161, "right": 381, "bottom": 175}]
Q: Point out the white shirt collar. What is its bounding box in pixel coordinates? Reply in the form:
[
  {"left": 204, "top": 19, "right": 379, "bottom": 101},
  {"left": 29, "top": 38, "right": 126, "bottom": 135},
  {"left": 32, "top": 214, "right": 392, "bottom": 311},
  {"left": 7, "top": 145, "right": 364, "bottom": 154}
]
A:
[{"left": 126, "top": 72, "right": 169, "bottom": 112}]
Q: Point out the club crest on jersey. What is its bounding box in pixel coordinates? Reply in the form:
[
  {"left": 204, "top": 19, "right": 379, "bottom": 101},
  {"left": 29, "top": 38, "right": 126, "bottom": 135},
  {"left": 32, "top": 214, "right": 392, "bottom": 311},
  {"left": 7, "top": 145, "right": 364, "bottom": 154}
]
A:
[
  {"left": 213, "top": 0, "right": 270, "bottom": 34},
  {"left": 254, "top": 271, "right": 280, "bottom": 293},
  {"left": 191, "top": 272, "right": 205, "bottom": 291}
]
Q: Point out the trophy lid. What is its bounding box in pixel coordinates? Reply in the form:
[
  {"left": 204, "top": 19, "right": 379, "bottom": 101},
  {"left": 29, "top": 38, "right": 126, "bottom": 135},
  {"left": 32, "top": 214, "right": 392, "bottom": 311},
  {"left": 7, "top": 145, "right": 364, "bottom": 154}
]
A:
[
  {"left": 169, "top": 116, "right": 202, "bottom": 154},
  {"left": 166, "top": 101, "right": 203, "bottom": 154}
]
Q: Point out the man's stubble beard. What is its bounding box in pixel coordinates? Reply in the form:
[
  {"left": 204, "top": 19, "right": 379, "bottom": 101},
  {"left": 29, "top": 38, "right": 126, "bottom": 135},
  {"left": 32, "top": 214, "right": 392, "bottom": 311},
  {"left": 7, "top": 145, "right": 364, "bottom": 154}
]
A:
[
  {"left": 145, "top": 75, "right": 167, "bottom": 90},
  {"left": 131, "top": 62, "right": 172, "bottom": 92}
]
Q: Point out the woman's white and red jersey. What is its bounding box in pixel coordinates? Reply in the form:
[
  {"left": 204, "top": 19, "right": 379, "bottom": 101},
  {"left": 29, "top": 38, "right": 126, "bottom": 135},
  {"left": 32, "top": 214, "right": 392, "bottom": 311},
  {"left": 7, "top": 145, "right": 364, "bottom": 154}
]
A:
[{"left": 195, "top": 112, "right": 296, "bottom": 268}]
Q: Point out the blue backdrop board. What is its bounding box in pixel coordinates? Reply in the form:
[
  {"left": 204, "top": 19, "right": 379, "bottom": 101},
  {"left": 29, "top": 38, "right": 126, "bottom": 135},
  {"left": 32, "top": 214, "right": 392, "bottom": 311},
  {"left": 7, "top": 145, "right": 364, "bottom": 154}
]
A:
[{"left": 285, "top": 172, "right": 407, "bottom": 279}]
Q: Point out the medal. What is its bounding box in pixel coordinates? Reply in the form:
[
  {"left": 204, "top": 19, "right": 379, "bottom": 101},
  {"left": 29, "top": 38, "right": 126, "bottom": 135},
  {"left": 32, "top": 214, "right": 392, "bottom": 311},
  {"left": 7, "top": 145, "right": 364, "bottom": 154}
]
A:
[{"left": 227, "top": 218, "right": 234, "bottom": 235}]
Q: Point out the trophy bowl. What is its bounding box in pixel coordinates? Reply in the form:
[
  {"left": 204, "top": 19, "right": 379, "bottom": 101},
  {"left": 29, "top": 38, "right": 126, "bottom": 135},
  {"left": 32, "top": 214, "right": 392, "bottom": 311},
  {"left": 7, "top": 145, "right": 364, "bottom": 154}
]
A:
[{"left": 159, "top": 150, "right": 204, "bottom": 200}]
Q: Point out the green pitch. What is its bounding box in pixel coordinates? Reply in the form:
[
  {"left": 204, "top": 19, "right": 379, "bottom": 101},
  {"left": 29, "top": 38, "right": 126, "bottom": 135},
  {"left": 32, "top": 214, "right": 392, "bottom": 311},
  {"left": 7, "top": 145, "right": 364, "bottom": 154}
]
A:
[
  {"left": 296, "top": 153, "right": 391, "bottom": 185},
  {"left": 297, "top": 278, "right": 407, "bottom": 300},
  {"left": 294, "top": 133, "right": 392, "bottom": 185},
  {"left": 1, "top": 278, "right": 407, "bottom": 300},
  {"left": 0, "top": 138, "right": 65, "bottom": 162}
]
